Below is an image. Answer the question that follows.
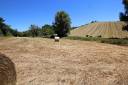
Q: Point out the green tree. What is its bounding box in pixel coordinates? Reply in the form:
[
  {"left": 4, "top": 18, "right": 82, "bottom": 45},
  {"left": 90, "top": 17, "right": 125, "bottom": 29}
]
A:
[
  {"left": 0, "top": 17, "right": 21, "bottom": 36},
  {"left": 3, "top": 25, "right": 13, "bottom": 36},
  {"left": 120, "top": 0, "right": 128, "bottom": 21},
  {"left": 0, "top": 17, "right": 8, "bottom": 36},
  {"left": 0, "top": 29, "right": 3, "bottom": 36},
  {"left": 8, "top": 28, "right": 19, "bottom": 37},
  {"left": 53, "top": 11, "right": 71, "bottom": 37},
  {"left": 29, "top": 25, "right": 40, "bottom": 37},
  {"left": 120, "top": 0, "right": 128, "bottom": 31},
  {"left": 123, "top": 0, "right": 128, "bottom": 15},
  {"left": 21, "top": 31, "right": 30, "bottom": 37},
  {"left": 41, "top": 24, "right": 54, "bottom": 38}
]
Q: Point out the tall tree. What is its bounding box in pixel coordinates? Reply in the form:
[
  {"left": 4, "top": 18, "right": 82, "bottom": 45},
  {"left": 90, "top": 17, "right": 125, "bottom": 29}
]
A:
[
  {"left": 123, "top": 0, "right": 128, "bottom": 16},
  {"left": 120, "top": 0, "right": 128, "bottom": 21},
  {"left": 0, "top": 17, "right": 20, "bottom": 36},
  {"left": 53, "top": 11, "right": 71, "bottom": 37},
  {"left": 29, "top": 25, "right": 40, "bottom": 37},
  {"left": 0, "top": 17, "right": 7, "bottom": 36}
]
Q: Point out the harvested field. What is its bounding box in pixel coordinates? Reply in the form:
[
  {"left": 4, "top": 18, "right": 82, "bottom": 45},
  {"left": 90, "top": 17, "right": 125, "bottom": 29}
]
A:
[
  {"left": 0, "top": 37, "right": 128, "bottom": 85},
  {"left": 70, "top": 21, "right": 128, "bottom": 38}
]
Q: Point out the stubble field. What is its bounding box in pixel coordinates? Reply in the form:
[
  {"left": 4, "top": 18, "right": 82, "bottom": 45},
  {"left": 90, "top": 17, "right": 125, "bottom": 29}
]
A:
[{"left": 0, "top": 37, "right": 128, "bottom": 85}]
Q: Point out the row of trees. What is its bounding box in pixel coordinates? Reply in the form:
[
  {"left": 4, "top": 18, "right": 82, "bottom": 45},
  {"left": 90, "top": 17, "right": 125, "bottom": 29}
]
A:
[
  {"left": 21, "top": 24, "right": 54, "bottom": 38},
  {"left": 0, "top": 11, "right": 71, "bottom": 38}
]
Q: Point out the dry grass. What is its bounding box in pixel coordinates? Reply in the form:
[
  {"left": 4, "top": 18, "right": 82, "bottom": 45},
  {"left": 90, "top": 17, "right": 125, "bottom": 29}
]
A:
[
  {"left": 70, "top": 21, "right": 128, "bottom": 38},
  {"left": 0, "top": 37, "right": 128, "bottom": 85}
]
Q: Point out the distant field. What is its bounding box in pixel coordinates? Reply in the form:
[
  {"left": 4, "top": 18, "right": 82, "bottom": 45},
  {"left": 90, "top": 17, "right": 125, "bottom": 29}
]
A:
[
  {"left": 0, "top": 37, "right": 128, "bottom": 85},
  {"left": 70, "top": 21, "right": 128, "bottom": 38}
]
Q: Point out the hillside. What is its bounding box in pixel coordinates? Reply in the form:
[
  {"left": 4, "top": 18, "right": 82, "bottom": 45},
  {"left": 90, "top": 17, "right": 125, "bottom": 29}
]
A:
[
  {"left": 70, "top": 21, "right": 128, "bottom": 38},
  {"left": 0, "top": 37, "right": 128, "bottom": 85}
]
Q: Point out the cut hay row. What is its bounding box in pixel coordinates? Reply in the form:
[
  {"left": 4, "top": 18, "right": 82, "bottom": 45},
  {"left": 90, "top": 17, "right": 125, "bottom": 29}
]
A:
[
  {"left": 97, "top": 23, "right": 104, "bottom": 37},
  {"left": 110, "top": 22, "right": 116, "bottom": 38},
  {"left": 87, "top": 23, "right": 97, "bottom": 35},
  {"left": 70, "top": 21, "right": 128, "bottom": 38},
  {"left": 92, "top": 24, "right": 100, "bottom": 37},
  {"left": 103, "top": 23, "right": 109, "bottom": 38},
  {"left": 84, "top": 23, "right": 94, "bottom": 36},
  {"left": 116, "top": 22, "right": 124, "bottom": 38},
  {"left": 113, "top": 22, "right": 119, "bottom": 38},
  {"left": 0, "top": 53, "right": 16, "bottom": 85},
  {"left": 89, "top": 23, "right": 99, "bottom": 36},
  {"left": 114, "top": 22, "right": 121, "bottom": 38},
  {"left": 96, "top": 23, "right": 105, "bottom": 37},
  {"left": 106, "top": 23, "right": 111, "bottom": 38},
  {"left": 79, "top": 25, "right": 90, "bottom": 35}
]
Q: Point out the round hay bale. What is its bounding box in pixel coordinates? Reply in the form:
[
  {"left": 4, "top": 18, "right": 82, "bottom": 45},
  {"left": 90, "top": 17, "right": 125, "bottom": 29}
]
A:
[
  {"left": 0, "top": 53, "right": 16, "bottom": 85},
  {"left": 55, "top": 37, "right": 60, "bottom": 42}
]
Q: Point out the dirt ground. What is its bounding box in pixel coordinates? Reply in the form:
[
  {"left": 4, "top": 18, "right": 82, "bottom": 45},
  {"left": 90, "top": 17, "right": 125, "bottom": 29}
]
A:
[{"left": 0, "top": 37, "right": 128, "bottom": 85}]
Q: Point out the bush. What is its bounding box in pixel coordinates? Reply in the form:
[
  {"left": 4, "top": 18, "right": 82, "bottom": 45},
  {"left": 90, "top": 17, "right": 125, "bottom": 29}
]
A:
[
  {"left": 101, "top": 38, "right": 128, "bottom": 45},
  {"left": 97, "top": 35, "right": 102, "bottom": 38},
  {"left": 41, "top": 24, "right": 54, "bottom": 38},
  {"left": 86, "top": 35, "right": 89, "bottom": 37}
]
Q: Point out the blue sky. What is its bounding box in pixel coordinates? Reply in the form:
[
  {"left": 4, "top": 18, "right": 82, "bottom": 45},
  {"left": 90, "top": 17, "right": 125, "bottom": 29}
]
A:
[{"left": 0, "top": 0, "right": 124, "bottom": 31}]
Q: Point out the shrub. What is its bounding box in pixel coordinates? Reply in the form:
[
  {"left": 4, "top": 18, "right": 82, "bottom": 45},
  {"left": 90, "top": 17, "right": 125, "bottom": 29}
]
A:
[
  {"left": 41, "top": 24, "right": 54, "bottom": 38},
  {"left": 86, "top": 35, "right": 89, "bottom": 37},
  {"left": 97, "top": 35, "right": 102, "bottom": 38}
]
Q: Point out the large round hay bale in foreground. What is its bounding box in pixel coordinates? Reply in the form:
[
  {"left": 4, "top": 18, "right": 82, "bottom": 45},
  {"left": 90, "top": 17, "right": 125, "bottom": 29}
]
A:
[
  {"left": 0, "top": 53, "right": 16, "bottom": 85},
  {"left": 70, "top": 21, "right": 128, "bottom": 38}
]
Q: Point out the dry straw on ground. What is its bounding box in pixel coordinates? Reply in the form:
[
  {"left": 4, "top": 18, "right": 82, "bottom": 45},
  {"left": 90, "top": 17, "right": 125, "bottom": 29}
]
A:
[
  {"left": 0, "top": 37, "right": 128, "bottom": 85},
  {"left": 0, "top": 53, "right": 16, "bottom": 85}
]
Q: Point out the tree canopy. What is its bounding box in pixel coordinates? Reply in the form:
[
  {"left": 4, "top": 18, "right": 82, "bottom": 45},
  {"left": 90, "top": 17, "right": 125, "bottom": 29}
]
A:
[
  {"left": 41, "top": 24, "right": 54, "bottom": 38},
  {"left": 0, "top": 17, "right": 19, "bottom": 36},
  {"left": 120, "top": 0, "right": 128, "bottom": 21},
  {"left": 53, "top": 11, "right": 71, "bottom": 37},
  {"left": 29, "top": 25, "right": 40, "bottom": 37}
]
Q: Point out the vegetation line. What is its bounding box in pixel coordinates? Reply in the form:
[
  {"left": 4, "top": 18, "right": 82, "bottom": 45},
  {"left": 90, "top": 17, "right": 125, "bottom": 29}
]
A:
[{"left": 66, "top": 36, "right": 128, "bottom": 46}]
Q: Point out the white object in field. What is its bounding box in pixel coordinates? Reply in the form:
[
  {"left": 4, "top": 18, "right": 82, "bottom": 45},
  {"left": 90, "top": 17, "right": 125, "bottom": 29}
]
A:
[{"left": 54, "top": 37, "right": 60, "bottom": 42}]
